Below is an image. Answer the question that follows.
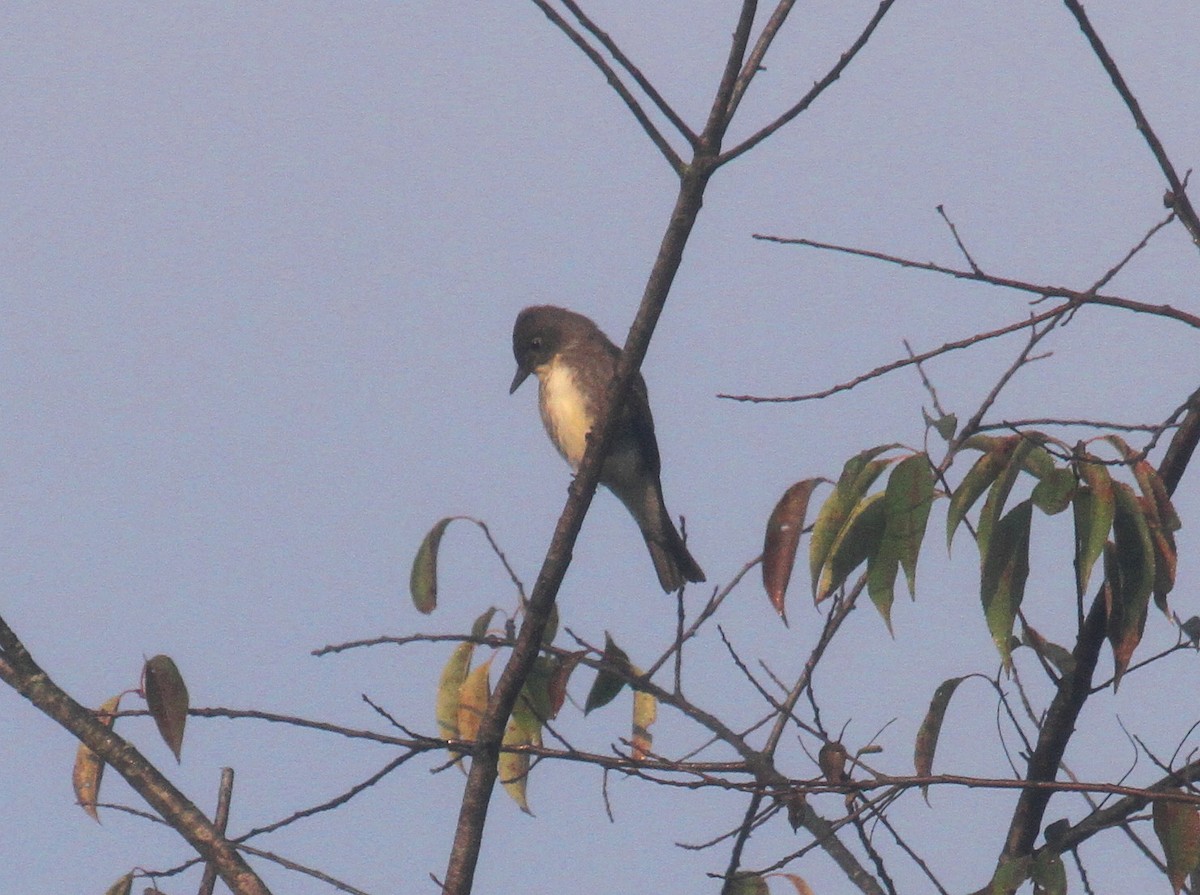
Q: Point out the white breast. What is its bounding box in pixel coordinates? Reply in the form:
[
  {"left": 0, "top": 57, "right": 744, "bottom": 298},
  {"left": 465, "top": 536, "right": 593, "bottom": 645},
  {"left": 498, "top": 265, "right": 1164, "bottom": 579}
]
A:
[{"left": 538, "top": 356, "right": 593, "bottom": 469}]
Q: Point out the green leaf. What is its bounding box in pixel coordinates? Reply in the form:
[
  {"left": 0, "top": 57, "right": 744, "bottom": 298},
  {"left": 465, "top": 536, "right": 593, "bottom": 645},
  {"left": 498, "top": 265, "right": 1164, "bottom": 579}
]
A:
[
  {"left": 914, "top": 675, "right": 966, "bottom": 802},
  {"left": 1030, "top": 467, "right": 1075, "bottom": 515},
  {"left": 1032, "top": 849, "right": 1067, "bottom": 895},
  {"left": 725, "top": 872, "right": 770, "bottom": 895},
  {"left": 513, "top": 656, "right": 555, "bottom": 736},
  {"left": 976, "top": 437, "right": 1038, "bottom": 561},
  {"left": 762, "top": 478, "right": 823, "bottom": 622},
  {"left": 947, "top": 436, "right": 1019, "bottom": 551},
  {"left": 410, "top": 516, "right": 456, "bottom": 614},
  {"left": 817, "top": 492, "right": 887, "bottom": 603},
  {"left": 1107, "top": 482, "right": 1156, "bottom": 687},
  {"left": 882, "top": 453, "right": 935, "bottom": 597},
  {"left": 987, "top": 854, "right": 1031, "bottom": 895},
  {"left": 924, "top": 409, "right": 958, "bottom": 442},
  {"left": 1072, "top": 454, "right": 1115, "bottom": 598},
  {"left": 470, "top": 606, "right": 498, "bottom": 640},
  {"left": 585, "top": 633, "right": 631, "bottom": 714},
  {"left": 436, "top": 642, "right": 473, "bottom": 742},
  {"left": 1153, "top": 794, "right": 1200, "bottom": 894},
  {"left": 981, "top": 499, "right": 1033, "bottom": 669},
  {"left": 143, "top": 654, "right": 189, "bottom": 762},
  {"left": 810, "top": 447, "right": 896, "bottom": 595}
]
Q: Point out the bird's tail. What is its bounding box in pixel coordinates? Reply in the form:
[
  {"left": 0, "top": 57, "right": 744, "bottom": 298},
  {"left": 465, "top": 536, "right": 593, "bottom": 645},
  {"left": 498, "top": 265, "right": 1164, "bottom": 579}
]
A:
[{"left": 644, "top": 522, "right": 706, "bottom": 593}]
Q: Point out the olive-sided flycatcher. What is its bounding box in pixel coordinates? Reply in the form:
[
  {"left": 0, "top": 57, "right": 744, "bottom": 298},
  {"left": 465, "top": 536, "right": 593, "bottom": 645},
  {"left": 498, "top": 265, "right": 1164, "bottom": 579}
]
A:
[{"left": 510, "top": 305, "right": 705, "bottom": 592}]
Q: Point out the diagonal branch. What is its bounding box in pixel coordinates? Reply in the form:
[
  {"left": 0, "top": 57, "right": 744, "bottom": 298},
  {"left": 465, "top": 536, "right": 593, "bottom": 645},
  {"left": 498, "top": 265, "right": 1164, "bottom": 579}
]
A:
[
  {"left": 1062, "top": 0, "right": 1200, "bottom": 248},
  {"left": 0, "top": 615, "right": 270, "bottom": 895},
  {"left": 528, "top": 0, "right": 684, "bottom": 173},
  {"left": 719, "top": 0, "right": 898, "bottom": 166},
  {"left": 557, "top": 0, "right": 697, "bottom": 147}
]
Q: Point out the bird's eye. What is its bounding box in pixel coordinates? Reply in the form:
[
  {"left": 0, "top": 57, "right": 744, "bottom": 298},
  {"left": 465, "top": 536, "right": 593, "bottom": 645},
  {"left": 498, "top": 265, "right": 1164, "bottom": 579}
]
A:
[{"left": 530, "top": 337, "right": 543, "bottom": 350}]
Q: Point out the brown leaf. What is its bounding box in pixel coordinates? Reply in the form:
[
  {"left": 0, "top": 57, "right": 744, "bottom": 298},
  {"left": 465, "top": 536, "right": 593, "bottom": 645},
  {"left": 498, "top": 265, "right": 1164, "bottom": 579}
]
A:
[
  {"left": 143, "top": 655, "right": 188, "bottom": 762},
  {"left": 72, "top": 694, "right": 122, "bottom": 821},
  {"left": 818, "top": 741, "right": 850, "bottom": 784},
  {"left": 1153, "top": 793, "right": 1200, "bottom": 894},
  {"left": 914, "top": 676, "right": 966, "bottom": 802},
  {"left": 769, "top": 873, "right": 815, "bottom": 895},
  {"left": 548, "top": 651, "right": 585, "bottom": 718},
  {"left": 762, "top": 478, "right": 822, "bottom": 622}
]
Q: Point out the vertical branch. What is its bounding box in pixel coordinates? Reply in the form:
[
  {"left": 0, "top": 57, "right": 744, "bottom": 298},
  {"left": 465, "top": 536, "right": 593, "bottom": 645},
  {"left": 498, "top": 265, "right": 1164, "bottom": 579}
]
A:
[
  {"left": 1000, "top": 390, "right": 1200, "bottom": 858},
  {"left": 199, "top": 768, "right": 236, "bottom": 895}
]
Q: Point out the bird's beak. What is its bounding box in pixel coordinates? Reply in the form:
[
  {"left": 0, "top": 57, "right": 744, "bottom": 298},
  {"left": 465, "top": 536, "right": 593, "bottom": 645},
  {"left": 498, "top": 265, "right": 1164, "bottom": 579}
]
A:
[{"left": 509, "top": 367, "right": 531, "bottom": 394}]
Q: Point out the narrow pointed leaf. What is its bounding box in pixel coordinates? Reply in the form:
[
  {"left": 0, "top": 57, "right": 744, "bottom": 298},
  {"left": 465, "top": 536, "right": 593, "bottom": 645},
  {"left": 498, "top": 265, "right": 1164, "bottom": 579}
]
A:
[
  {"left": 72, "top": 694, "right": 121, "bottom": 821},
  {"left": 762, "top": 478, "right": 822, "bottom": 620},
  {"left": 981, "top": 500, "right": 1033, "bottom": 669},
  {"left": 585, "top": 633, "right": 631, "bottom": 715},
  {"left": 631, "top": 675, "right": 657, "bottom": 761},
  {"left": 976, "top": 437, "right": 1037, "bottom": 561},
  {"left": 548, "top": 651, "right": 585, "bottom": 718},
  {"left": 410, "top": 516, "right": 456, "bottom": 614},
  {"left": 914, "top": 675, "right": 966, "bottom": 802},
  {"left": 513, "top": 656, "right": 555, "bottom": 735},
  {"left": 436, "top": 642, "right": 473, "bottom": 743},
  {"left": 818, "top": 492, "right": 887, "bottom": 603},
  {"left": 499, "top": 718, "right": 539, "bottom": 814},
  {"left": 1073, "top": 459, "right": 1114, "bottom": 597},
  {"left": 470, "top": 606, "right": 498, "bottom": 640},
  {"left": 457, "top": 658, "right": 492, "bottom": 747},
  {"left": 143, "top": 655, "right": 188, "bottom": 762},
  {"left": 881, "top": 453, "right": 935, "bottom": 596},
  {"left": 1151, "top": 518, "right": 1178, "bottom": 614},
  {"left": 1153, "top": 794, "right": 1200, "bottom": 894},
  {"left": 947, "top": 435, "right": 1019, "bottom": 551},
  {"left": 1021, "top": 622, "right": 1075, "bottom": 678},
  {"left": 1107, "top": 483, "right": 1156, "bottom": 686},
  {"left": 810, "top": 446, "right": 895, "bottom": 594}
]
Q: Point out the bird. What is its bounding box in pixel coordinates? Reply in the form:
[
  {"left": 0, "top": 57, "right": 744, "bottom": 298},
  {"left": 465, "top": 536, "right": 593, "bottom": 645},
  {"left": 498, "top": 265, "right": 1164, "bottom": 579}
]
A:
[{"left": 509, "top": 305, "right": 705, "bottom": 592}]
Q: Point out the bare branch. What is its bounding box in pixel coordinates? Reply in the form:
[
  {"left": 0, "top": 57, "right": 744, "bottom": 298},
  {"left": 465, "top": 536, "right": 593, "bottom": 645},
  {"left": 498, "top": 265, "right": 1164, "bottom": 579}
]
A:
[
  {"left": 719, "top": 0, "right": 899, "bottom": 166},
  {"left": 528, "top": 0, "right": 684, "bottom": 173},
  {"left": 1062, "top": 0, "right": 1200, "bottom": 248}
]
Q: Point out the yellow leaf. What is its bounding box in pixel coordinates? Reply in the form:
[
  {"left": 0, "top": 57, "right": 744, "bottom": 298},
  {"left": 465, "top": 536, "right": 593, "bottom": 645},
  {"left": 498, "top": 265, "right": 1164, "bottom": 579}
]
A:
[
  {"left": 500, "top": 718, "right": 540, "bottom": 814},
  {"left": 631, "top": 684, "right": 657, "bottom": 761},
  {"left": 72, "top": 694, "right": 121, "bottom": 822}
]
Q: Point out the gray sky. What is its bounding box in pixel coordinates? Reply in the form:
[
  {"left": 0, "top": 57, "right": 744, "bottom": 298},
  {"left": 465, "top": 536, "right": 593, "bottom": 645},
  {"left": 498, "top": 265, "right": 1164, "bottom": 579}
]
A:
[{"left": 3, "top": 3, "right": 1198, "bottom": 893}]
